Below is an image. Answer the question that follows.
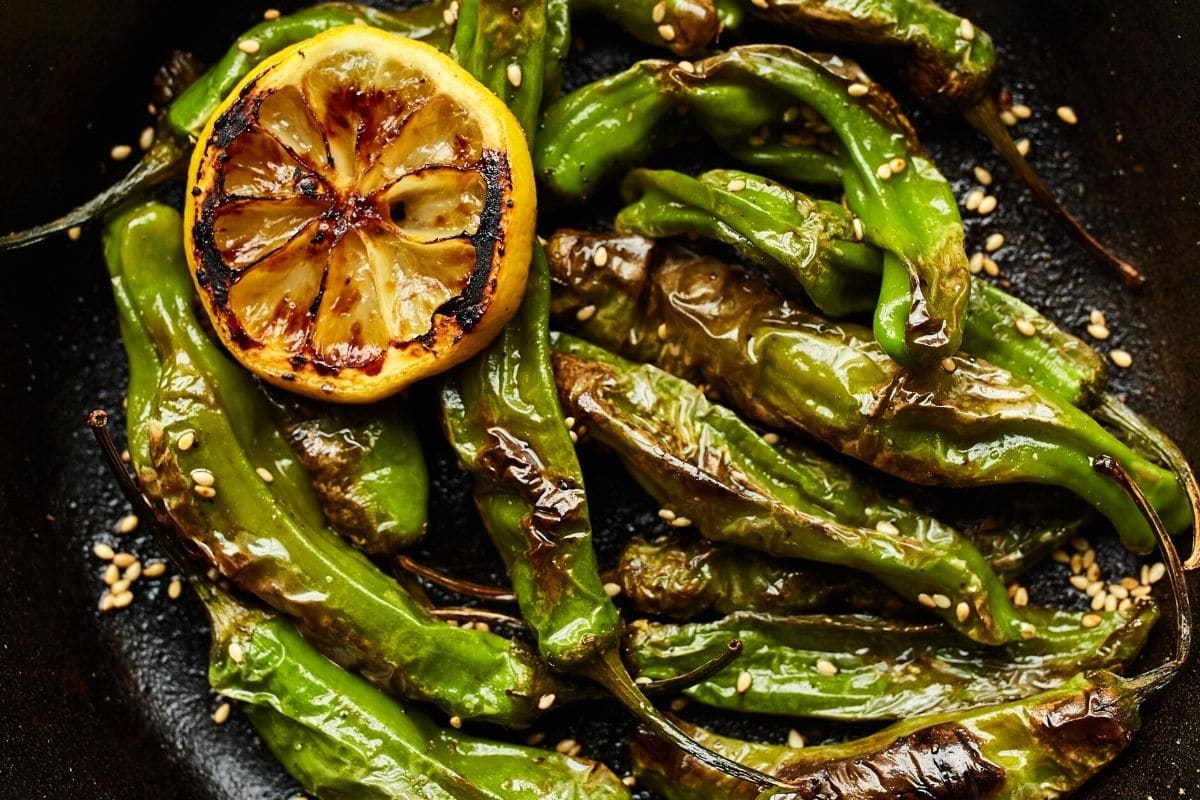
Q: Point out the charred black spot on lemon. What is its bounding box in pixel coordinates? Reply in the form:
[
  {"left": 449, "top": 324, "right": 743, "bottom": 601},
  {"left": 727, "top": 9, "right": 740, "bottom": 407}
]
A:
[{"left": 185, "top": 27, "right": 535, "bottom": 402}]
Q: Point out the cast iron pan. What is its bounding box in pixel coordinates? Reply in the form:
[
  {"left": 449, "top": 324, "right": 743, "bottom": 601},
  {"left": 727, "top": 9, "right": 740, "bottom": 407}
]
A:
[{"left": 1, "top": 1, "right": 1197, "bottom": 797}]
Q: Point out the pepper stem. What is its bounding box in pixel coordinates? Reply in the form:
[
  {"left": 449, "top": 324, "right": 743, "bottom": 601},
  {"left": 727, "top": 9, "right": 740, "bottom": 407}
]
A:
[
  {"left": 1093, "top": 455, "right": 1192, "bottom": 695},
  {"left": 396, "top": 555, "right": 518, "bottom": 602},
  {"left": 582, "top": 646, "right": 793, "bottom": 790},
  {"left": 964, "top": 97, "right": 1144, "bottom": 289}
]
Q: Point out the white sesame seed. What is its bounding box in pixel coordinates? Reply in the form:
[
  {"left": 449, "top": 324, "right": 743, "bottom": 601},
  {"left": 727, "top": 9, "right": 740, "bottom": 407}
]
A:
[
  {"left": 1086, "top": 562, "right": 1101, "bottom": 582},
  {"left": 1104, "top": 594, "right": 1118, "bottom": 612},
  {"left": 212, "top": 702, "right": 232, "bottom": 724},
  {"left": 1121, "top": 576, "right": 1139, "bottom": 590},
  {"left": 634, "top": 676, "right": 653, "bottom": 686},
  {"left": 1019, "top": 622, "right": 1038, "bottom": 639},
  {"left": 537, "top": 692, "right": 557, "bottom": 710},
  {"left": 851, "top": 217, "right": 864, "bottom": 241},
  {"left": 138, "top": 126, "right": 155, "bottom": 151},
  {"left": 815, "top": 659, "right": 839, "bottom": 676},
  {"left": 651, "top": 1, "right": 667, "bottom": 22},
  {"left": 1148, "top": 562, "right": 1166, "bottom": 584},
  {"left": 876, "top": 163, "right": 893, "bottom": 180},
  {"left": 875, "top": 520, "right": 900, "bottom": 535},
  {"left": 67, "top": 226, "right": 83, "bottom": 241},
  {"left": 1108, "top": 584, "right": 1129, "bottom": 600},
  {"left": 788, "top": 729, "right": 805, "bottom": 748},
  {"left": 104, "top": 563, "right": 120, "bottom": 585},
  {"left": 932, "top": 593, "right": 952, "bottom": 609},
  {"left": 98, "top": 592, "right": 115, "bottom": 612},
  {"left": 968, "top": 252, "right": 985, "bottom": 274},
  {"left": 177, "top": 430, "right": 196, "bottom": 451},
  {"left": 256, "top": 467, "right": 274, "bottom": 483},
  {"left": 678, "top": 60, "right": 695, "bottom": 73},
  {"left": 112, "top": 590, "right": 134, "bottom": 609},
  {"left": 982, "top": 256, "right": 1000, "bottom": 277},
  {"left": 985, "top": 233, "right": 1005, "bottom": 252},
  {"left": 726, "top": 178, "right": 747, "bottom": 192},
  {"left": 1109, "top": 349, "right": 1133, "bottom": 369},
  {"left": 1118, "top": 598, "right": 1133, "bottom": 612},
  {"left": 956, "top": 602, "right": 971, "bottom": 623},
  {"left": 1091, "top": 591, "right": 1108, "bottom": 611},
  {"left": 168, "top": 578, "right": 183, "bottom": 600},
  {"left": 762, "top": 432, "right": 780, "bottom": 445},
  {"left": 1056, "top": 106, "right": 1078, "bottom": 125},
  {"left": 965, "top": 188, "right": 985, "bottom": 211},
  {"left": 1052, "top": 549, "right": 1071, "bottom": 564},
  {"left": 603, "top": 582, "right": 622, "bottom": 597},
  {"left": 658, "top": 508, "right": 677, "bottom": 521},
  {"left": 657, "top": 23, "right": 676, "bottom": 41},
  {"left": 973, "top": 166, "right": 993, "bottom": 186},
  {"left": 263, "top": 8, "right": 281, "bottom": 19},
  {"left": 123, "top": 561, "right": 142, "bottom": 582},
  {"left": 449, "top": 715, "right": 463, "bottom": 729},
  {"left": 1131, "top": 585, "right": 1152, "bottom": 598},
  {"left": 111, "top": 579, "right": 131, "bottom": 597},
  {"left": 1015, "top": 138, "right": 1032, "bottom": 156},
  {"left": 622, "top": 775, "right": 638, "bottom": 788},
  {"left": 889, "top": 158, "right": 907, "bottom": 175},
  {"left": 114, "top": 514, "right": 139, "bottom": 535},
  {"left": 936, "top": 357, "right": 956, "bottom": 374},
  {"left": 1014, "top": 318, "right": 1037, "bottom": 337},
  {"left": 735, "top": 670, "right": 753, "bottom": 694},
  {"left": 977, "top": 195, "right": 998, "bottom": 215},
  {"left": 1087, "top": 323, "right": 1110, "bottom": 340},
  {"left": 112, "top": 552, "right": 136, "bottom": 568},
  {"left": 1090, "top": 309, "right": 1107, "bottom": 326},
  {"left": 555, "top": 738, "right": 578, "bottom": 754},
  {"left": 1086, "top": 580, "right": 1104, "bottom": 597},
  {"left": 194, "top": 485, "right": 217, "bottom": 499},
  {"left": 143, "top": 561, "right": 167, "bottom": 579},
  {"left": 190, "top": 468, "right": 216, "bottom": 487},
  {"left": 917, "top": 593, "right": 936, "bottom": 608},
  {"left": 238, "top": 39, "right": 262, "bottom": 55},
  {"left": 670, "top": 516, "right": 693, "bottom": 528},
  {"left": 958, "top": 18, "right": 975, "bottom": 40},
  {"left": 999, "top": 109, "right": 1018, "bottom": 127},
  {"left": 1069, "top": 575, "right": 1090, "bottom": 591},
  {"left": 228, "top": 640, "right": 244, "bottom": 664},
  {"left": 1013, "top": 586, "right": 1029, "bottom": 607},
  {"left": 1011, "top": 104, "right": 1033, "bottom": 120},
  {"left": 575, "top": 304, "right": 597, "bottom": 322},
  {"left": 506, "top": 63, "right": 523, "bottom": 88},
  {"left": 1081, "top": 613, "right": 1102, "bottom": 628},
  {"left": 847, "top": 82, "right": 869, "bottom": 97},
  {"left": 110, "top": 144, "right": 133, "bottom": 161}
]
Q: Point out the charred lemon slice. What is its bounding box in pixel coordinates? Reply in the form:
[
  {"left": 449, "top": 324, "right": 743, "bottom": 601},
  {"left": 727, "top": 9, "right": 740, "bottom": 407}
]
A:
[{"left": 184, "top": 27, "right": 535, "bottom": 402}]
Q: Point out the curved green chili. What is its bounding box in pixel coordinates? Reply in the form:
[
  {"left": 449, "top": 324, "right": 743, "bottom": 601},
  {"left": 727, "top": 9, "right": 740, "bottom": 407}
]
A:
[{"left": 546, "top": 231, "right": 1190, "bottom": 552}]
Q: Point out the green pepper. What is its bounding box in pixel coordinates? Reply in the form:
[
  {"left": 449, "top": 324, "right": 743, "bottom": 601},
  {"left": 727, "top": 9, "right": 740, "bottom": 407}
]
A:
[
  {"left": 627, "top": 604, "right": 1157, "bottom": 720},
  {"left": 616, "top": 167, "right": 1110, "bottom": 407},
  {"left": 205, "top": 589, "right": 631, "bottom": 800},
  {"left": 612, "top": 537, "right": 906, "bottom": 620},
  {"left": 108, "top": 201, "right": 566, "bottom": 727},
  {"left": 546, "top": 231, "right": 1190, "bottom": 552},
  {"left": 569, "top": 0, "right": 721, "bottom": 56},
  {"left": 265, "top": 394, "right": 429, "bottom": 555},
  {"left": 551, "top": 333, "right": 1030, "bottom": 644},
  {"left": 0, "top": 2, "right": 452, "bottom": 250},
  {"left": 538, "top": 46, "right": 970, "bottom": 365}
]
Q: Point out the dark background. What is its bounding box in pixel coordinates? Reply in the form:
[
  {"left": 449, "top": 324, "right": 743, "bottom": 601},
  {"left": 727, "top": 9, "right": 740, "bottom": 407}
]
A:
[{"left": 1, "top": 1, "right": 1198, "bottom": 798}]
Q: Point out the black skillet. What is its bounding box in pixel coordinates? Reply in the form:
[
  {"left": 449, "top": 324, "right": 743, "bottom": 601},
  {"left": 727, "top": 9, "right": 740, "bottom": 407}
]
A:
[{"left": 1, "top": 1, "right": 1198, "bottom": 797}]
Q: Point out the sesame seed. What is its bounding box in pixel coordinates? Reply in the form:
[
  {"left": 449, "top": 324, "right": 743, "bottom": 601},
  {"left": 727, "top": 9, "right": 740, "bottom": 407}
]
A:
[
  {"left": 1086, "top": 580, "right": 1104, "bottom": 597},
  {"left": 228, "top": 641, "right": 244, "bottom": 663},
  {"left": 603, "top": 582, "right": 622, "bottom": 597},
  {"left": 1014, "top": 318, "right": 1037, "bottom": 337},
  {"left": 1148, "top": 562, "right": 1166, "bottom": 584},
  {"left": 955, "top": 602, "right": 970, "bottom": 623},
  {"left": 788, "top": 729, "right": 806, "bottom": 748},
  {"left": 575, "top": 304, "right": 597, "bottom": 322},
  {"left": 98, "top": 592, "right": 115, "bottom": 612},
  {"left": 1015, "top": 138, "right": 1032, "bottom": 156},
  {"left": 537, "top": 692, "right": 557, "bottom": 710},
  {"left": 263, "top": 8, "right": 281, "bottom": 19},
  {"left": 1056, "top": 106, "right": 1078, "bottom": 125},
  {"left": 965, "top": 189, "right": 985, "bottom": 211},
  {"left": 168, "top": 578, "right": 183, "bottom": 599},
  {"left": 1104, "top": 594, "right": 1118, "bottom": 612},
  {"left": 1086, "top": 562, "right": 1101, "bottom": 582},
  {"left": 1087, "top": 323, "right": 1110, "bottom": 340},
  {"left": 112, "top": 552, "right": 136, "bottom": 568},
  {"left": 735, "top": 670, "right": 753, "bottom": 694},
  {"left": 726, "top": 178, "right": 747, "bottom": 192},
  {"left": 506, "top": 63, "right": 523, "bottom": 88},
  {"left": 238, "top": 38, "right": 262, "bottom": 55},
  {"left": 1007, "top": 582, "right": 1020, "bottom": 598},
  {"left": 847, "top": 82, "right": 869, "bottom": 97},
  {"left": 876, "top": 163, "right": 893, "bottom": 180},
  {"left": 889, "top": 158, "right": 907, "bottom": 175},
  {"left": 875, "top": 520, "right": 900, "bottom": 535},
  {"left": 1013, "top": 586, "right": 1029, "bottom": 607},
  {"left": 194, "top": 485, "right": 217, "bottom": 499},
  {"left": 113, "top": 514, "right": 139, "bottom": 535},
  {"left": 1072, "top": 536, "right": 1089, "bottom": 552},
  {"left": 1082, "top": 548, "right": 1096, "bottom": 569},
  {"left": 1081, "top": 613, "right": 1102, "bottom": 628},
  {"left": 555, "top": 738, "right": 578, "bottom": 755},
  {"left": 1011, "top": 104, "right": 1033, "bottom": 120},
  {"left": 977, "top": 195, "right": 998, "bottom": 215},
  {"left": 1069, "top": 575, "right": 1090, "bottom": 591},
  {"left": 973, "top": 166, "right": 993, "bottom": 186},
  {"left": 635, "top": 676, "right": 653, "bottom": 686},
  {"left": 1091, "top": 591, "right": 1108, "bottom": 611},
  {"left": 985, "top": 233, "right": 1005, "bottom": 252},
  {"left": 212, "top": 702, "right": 232, "bottom": 724},
  {"left": 111, "top": 579, "right": 131, "bottom": 597},
  {"left": 1118, "top": 598, "right": 1133, "bottom": 612},
  {"left": 1052, "top": 549, "right": 1071, "bottom": 564},
  {"left": 651, "top": 1, "right": 667, "bottom": 22},
  {"left": 932, "top": 593, "right": 952, "bottom": 609},
  {"left": 999, "top": 109, "right": 1018, "bottom": 126},
  {"left": 1131, "top": 585, "right": 1152, "bottom": 598},
  {"left": 622, "top": 775, "right": 638, "bottom": 788},
  {"left": 143, "top": 561, "right": 167, "bottom": 578},
  {"left": 815, "top": 659, "right": 839, "bottom": 676},
  {"left": 670, "top": 516, "right": 693, "bottom": 528},
  {"left": 1109, "top": 584, "right": 1129, "bottom": 600},
  {"left": 1121, "top": 576, "right": 1139, "bottom": 591},
  {"left": 657, "top": 23, "right": 676, "bottom": 41},
  {"left": 1090, "top": 309, "right": 1107, "bottom": 326},
  {"left": 1019, "top": 622, "right": 1038, "bottom": 639},
  {"left": 1070, "top": 553, "right": 1083, "bottom": 574},
  {"left": 968, "top": 252, "right": 985, "bottom": 274},
  {"left": 958, "top": 18, "right": 975, "bottom": 40},
  {"left": 658, "top": 508, "right": 677, "bottom": 521},
  {"left": 110, "top": 144, "right": 133, "bottom": 161},
  {"left": 190, "top": 468, "right": 216, "bottom": 487},
  {"left": 1109, "top": 349, "right": 1133, "bottom": 369},
  {"left": 852, "top": 217, "right": 864, "bottom": 241},
  {"left": 526, "top": 731, "right": 546, "bottom": 745},
  {"left": 678, "top": 61, "right": 695, "bottom": 73},
  {"left": 138, "top": 126, "right": 155, "bottom": 151},
  {"left": 917, "top": 593, "right": 936, "bottom": 608},
  {"left": 67, "top": 226, "right": 83, "bottom": 241},
  {"left": 104, "top": 563, "right": 120, "bottom": 585},
  {"left": 124, "top": 561, "right": 142, "bottom": 582},
  {"left": 449, "top": 715, "right": 463, "bottom": 729},
  {"left": 112, "top": 590, "right": 134, "bottom": 609},
  {"left": 177, "top": 430, "right": 196, "bottom": 451},
  {"left": 763, "top": 432, "right": 781, "bottom": 445},
  {"left": 982, "top": 256, "right": 1000, "bottom": 277}
]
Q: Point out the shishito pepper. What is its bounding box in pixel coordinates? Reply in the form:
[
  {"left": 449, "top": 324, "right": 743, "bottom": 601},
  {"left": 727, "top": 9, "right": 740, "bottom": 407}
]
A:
[
  {"left": 538, "top": 46, "right": 971, "bottom": 365},
  {"left": 0, "top": 3, "right": 453, "bottom": 250},
  {"left": 570, "top": 0, "right": 722, "bottom": 56},
  {"left": 626, "top": 604, "right": 1157, "bottom": 720},
  {"left": 616, "top": 167, "right": 1109, "bottom": 408},
  {"left": 107, "top": 201, "right": 567, "bottom": 727},
  {"left": 547, "top": 232, "right": 1190, "bottom": 552},
  {"left": 551, "top": 334, "right": 1030, "bottom": 644},
  {"left": 205, "top": 588, "right": 630, "bottom": 800}
]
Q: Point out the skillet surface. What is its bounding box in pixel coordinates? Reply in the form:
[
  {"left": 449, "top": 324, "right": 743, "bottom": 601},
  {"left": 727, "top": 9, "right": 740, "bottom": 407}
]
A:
[{"left": 0, "top": 1, "right": 1197, "bottom": 797}]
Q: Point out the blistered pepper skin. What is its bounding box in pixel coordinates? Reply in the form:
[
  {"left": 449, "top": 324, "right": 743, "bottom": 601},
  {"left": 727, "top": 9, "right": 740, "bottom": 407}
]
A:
[{"left": 546, "top": 232, "right": 1190, "bottom": 552}]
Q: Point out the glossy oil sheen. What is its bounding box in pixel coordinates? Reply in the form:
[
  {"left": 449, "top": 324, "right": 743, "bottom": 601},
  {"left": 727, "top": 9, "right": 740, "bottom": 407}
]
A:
[{"left": 0, "top": 0, "right": 1197, "bottom": 798}]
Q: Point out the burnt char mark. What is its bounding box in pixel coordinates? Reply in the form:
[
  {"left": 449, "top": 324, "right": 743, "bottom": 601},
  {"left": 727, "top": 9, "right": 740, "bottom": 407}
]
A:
[
  {"left": 438, "top": 149, "right": 510, "bottom": 331},
  {"left": 1027, "top": 677, "right": 1137, "bottom": 768}
]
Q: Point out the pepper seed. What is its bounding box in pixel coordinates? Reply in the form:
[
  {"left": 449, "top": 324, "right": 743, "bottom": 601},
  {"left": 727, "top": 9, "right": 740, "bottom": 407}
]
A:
[
  {"left": 168, "top": 578, "right": 183, "bottom": 599},
  {"left": 969, "top": 252, "right": 985, "bottom": 274},
  {"left": 138, "top": 126, "right": 155, "bottom": 151},
  {"left": 263, "top": 8, "right": 281, "bottom": 19},
  {"left": 889, "top": 158, "right": 907, "bottom": 174},
  {"left": 1069, "top": 575, "right": 1090, "bottom": 591},
  {"left": 1091, "top": 591, "right": 1108, "bottom": 611},
  {"left": 875, "top": 162, "right": 893, "bottom": 181},
  {"left": 537, "top": 693, "right": 557, "bottom": 710},
  {"left": 93, "top": 542, "right": 115, "bottom": 560},
  {"left": 1013, "top": 586, "right": 1029, "bottom": 608},
  {"left": 112, "top": 590, "right": 134, "bottom": 609},
  {"left": 658, "top": 508, "right": 677, "bottom": 521},
  {"left": 762, "top": 432, "right": 780, "bottom": 445},
  {"left": 1019, "top": 622, "right": 1038, "bottom": 639},
  {"left": 104, "top": 563, "right": 120, "bottom": 585},
  {"left": 1011, "top": 104, "right": 1033, "bottom": 120},
  {"left": 940, "top": 358, "right": 957, "bottom": 373},
  {"left": 112, "top": 552, "right": 136, "bottom": 568}
]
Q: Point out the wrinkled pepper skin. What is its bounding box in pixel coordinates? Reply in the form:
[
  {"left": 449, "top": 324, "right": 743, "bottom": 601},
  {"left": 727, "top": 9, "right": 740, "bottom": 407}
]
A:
[
  {"left": 551, "top": 334, "right": 1028, "bottom": 644},
  {"left": 571, "top": 0, "right": 721, "bottom": 56},
  {"left": 613, "top": 537, "right": 905, "bottom": 619},
  {"left": 626, "top": 604, "right": 1157, "bottom": 720},
  {"left": 546, "top": 233, "right": 1190, "bottom": 552},
  {"left": 632, "top": 671, "right": 1142, "bottom": 800},
  {"left": 267, "top": 395, "right": 429, "bottom": 555},
  {"left": 207, "top": 594, "right": 630, "bottom": 800},
  {"left": 108, "top": 202, "right": 565, "bottom": 727},
  {"left": 617, "top": 167, "right": 1109, "bottom": 407},
  {"left": 539, "top": 46, "right": 970, "bottom": 365}
]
